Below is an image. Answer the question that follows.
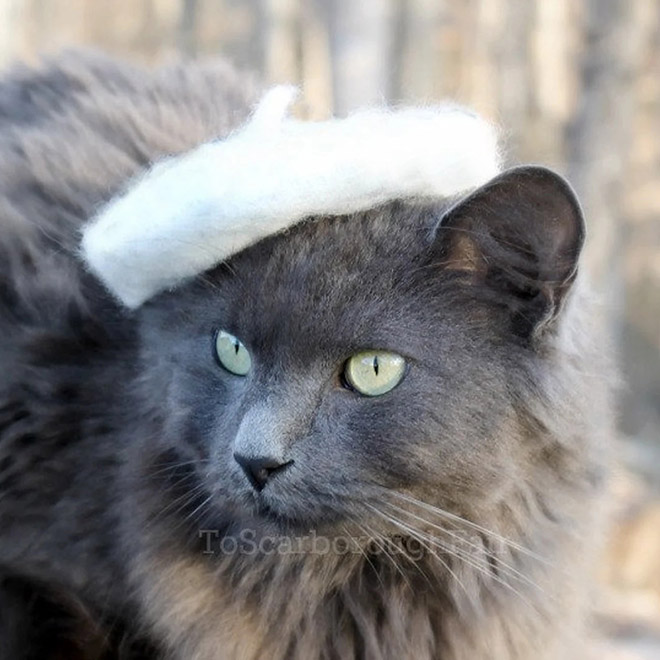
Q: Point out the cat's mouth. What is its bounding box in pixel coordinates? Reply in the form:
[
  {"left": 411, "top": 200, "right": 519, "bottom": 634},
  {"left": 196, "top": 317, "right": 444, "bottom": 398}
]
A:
[
  {"left": 242, "top": 491, "right": 350, "bottom": 536},
  {"left": 254, "top": 500, "right": 304, "bottom": 529},
  {"left": 253, "top": 499, "right": 337, "bottom": 532}
]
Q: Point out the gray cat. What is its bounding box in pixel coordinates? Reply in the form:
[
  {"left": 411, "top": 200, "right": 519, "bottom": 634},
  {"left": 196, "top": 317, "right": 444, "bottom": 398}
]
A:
[{"left": 0, "top": 52, "right": 614, "bottom": 660}]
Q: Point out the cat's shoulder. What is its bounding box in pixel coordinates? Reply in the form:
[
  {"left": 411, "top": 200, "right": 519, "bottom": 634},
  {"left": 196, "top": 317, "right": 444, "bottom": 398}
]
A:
[{"left": 0, "top": 51, "right": 256, "bottom": 332}]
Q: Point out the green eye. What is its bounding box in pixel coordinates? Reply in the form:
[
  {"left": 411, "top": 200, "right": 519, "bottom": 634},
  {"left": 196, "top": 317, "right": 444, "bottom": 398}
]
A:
[
  {"left": 343, "top": 351, "right": 406, "bottom": 396},
  {"left": 214, "top": 330, "right": 251, "bottom": 376}
]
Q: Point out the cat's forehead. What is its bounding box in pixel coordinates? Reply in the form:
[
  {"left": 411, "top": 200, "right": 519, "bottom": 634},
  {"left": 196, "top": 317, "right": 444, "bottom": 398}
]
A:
[
  {"left": 170, "top": 203, "right": 443, "bottom": 355},
  {"left": 231, "top": 203, "right": 438, "bottom": 299},
  {"left": 200, "top": 202, "right": 446, "bottom": 350}
]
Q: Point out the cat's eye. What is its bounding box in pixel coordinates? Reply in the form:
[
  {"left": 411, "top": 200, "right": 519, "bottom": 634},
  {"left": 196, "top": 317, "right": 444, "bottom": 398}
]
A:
[
  {"left": 214, "top": 330, "right": 251, "bottom": 376},
  {"left": 343, "top": 351, "right": 406, "bottom": 396}
]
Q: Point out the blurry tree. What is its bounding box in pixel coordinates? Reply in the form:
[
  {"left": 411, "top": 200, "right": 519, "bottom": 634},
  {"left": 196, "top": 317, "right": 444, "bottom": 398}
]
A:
[
  {"left": 567, "top": 0, "right": 639, "bottom": 326},
  {"left": 260, "top": 0, "right": 299, "bottom": 84},
  {"left": 179, "top": 0, "right": 198, "bottom": 56},
  {"left": 328, "top": 0, "right": 396, "bottom": 114},
  {"left": 393, "top": 0, "right": 445, "bottom": 103}
]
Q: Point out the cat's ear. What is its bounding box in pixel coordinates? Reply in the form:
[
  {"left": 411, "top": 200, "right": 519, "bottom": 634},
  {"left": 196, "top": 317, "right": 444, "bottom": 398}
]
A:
[{"left": 433, "top": 165, "right": 585, "bottom": 338}]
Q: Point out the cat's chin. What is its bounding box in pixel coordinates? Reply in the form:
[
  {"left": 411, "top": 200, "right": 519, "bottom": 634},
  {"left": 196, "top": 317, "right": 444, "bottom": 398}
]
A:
[
  {"left": 195, "top": 492, "right": 347, "bottom": 541},
  {"left": 251, "top": 499, "right": 345, "bottom": 536}
]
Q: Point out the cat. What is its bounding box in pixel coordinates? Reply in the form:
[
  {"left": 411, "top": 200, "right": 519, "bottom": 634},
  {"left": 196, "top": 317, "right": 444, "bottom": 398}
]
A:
[{"left": 0, "top": 52, "right": 614, "bottom": 660}]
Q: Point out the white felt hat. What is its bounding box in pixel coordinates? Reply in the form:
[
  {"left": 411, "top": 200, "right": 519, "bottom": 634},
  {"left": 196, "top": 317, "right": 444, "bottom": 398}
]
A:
[{"left": 81, "top": 87, "right": 501, "bottom": 308}]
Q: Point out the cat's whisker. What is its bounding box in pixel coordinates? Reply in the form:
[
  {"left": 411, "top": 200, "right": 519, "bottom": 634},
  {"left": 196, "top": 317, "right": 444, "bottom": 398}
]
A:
[
  {"left": 367, "top": 503, "right": 539, "bottom": 610},
  {"left": 431, "top": 534, "right": 538, "bottom": 608},
  {"left": 365, "top": 504, "right": 473, "bottom": 604},
  {"left": 167, "top": 484, "right": 213, "bottom": 520},
  {"left": 359, "top": 517, "right": 436, "bottom": 590},
  {"left": 395, "top": 510, "right": 546, "bottom": 602},
  {"left": 387, "top": 490, "right": 550, "bottom": 564},
  {"left": 142, "top": 479, "right": 210, "bottom": 532},
  {"left": 443, "top": 542, "right": 539, "bottom": 607},
  {"left": 340, "top": 522, "right": 386, "bottom": 590},
  {"left": 381, "top": 500, "right": 547, "bottom": 596},
  {"left": 357, "top": 520, "right": 413, "bottom": 591},
  {"left": 146, "top": 459, "right": 208, "bottom": 479},
  {"left": 173, "top": 492, "right": 216, "bottom": 534}
]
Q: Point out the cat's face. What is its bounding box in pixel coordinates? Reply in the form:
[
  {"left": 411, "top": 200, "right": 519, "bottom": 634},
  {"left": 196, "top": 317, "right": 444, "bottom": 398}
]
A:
[{"left": 135, "top": 167, "right": 584, "bottom": 543}]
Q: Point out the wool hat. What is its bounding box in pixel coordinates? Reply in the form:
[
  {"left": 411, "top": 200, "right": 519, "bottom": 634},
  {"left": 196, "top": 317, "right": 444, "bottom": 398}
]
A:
[{"left": 81, "top": 87, "right": 501, "bottom": 308}]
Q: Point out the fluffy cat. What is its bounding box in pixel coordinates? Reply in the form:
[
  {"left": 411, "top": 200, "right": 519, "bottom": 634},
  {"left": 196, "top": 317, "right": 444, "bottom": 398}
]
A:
[{"left": 0, "top": 52, "right": 614, "bottom": 660}]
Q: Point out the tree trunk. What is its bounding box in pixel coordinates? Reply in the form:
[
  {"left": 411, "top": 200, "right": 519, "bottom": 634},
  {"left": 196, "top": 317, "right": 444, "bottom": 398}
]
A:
[
  {"left": 566, "top": 0, "right": 640, "bottom": 318},
  {"left": 328, "top": 0, "right": 396, "bottom": 115},
  {"left": 260, "top": 0, "right": 300, "bottom": 85},
  {"left": 179, "top": 0, "right": 198, "bottom": 57}
]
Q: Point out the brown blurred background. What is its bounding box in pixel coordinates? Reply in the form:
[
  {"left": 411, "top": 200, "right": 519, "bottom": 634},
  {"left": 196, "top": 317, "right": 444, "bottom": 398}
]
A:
[{"left": 1, "top": 0, "right": 659, "bottom": 657}]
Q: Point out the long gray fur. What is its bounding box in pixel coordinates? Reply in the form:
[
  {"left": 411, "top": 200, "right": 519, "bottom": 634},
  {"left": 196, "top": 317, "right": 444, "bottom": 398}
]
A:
[{"left": 0, "top": 52, "right": 614, "bottom": 660}]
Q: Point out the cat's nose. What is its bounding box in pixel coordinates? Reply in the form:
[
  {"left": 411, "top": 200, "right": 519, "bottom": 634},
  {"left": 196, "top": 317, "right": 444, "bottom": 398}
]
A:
[{"left": 233, "top": 453, "right": 293, "bottom": 492}]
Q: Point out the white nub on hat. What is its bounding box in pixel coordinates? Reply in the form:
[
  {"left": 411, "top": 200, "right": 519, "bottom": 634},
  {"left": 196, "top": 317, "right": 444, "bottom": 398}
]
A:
[{"left": 80, "top": 87, "right": 501, "bottom": 308}]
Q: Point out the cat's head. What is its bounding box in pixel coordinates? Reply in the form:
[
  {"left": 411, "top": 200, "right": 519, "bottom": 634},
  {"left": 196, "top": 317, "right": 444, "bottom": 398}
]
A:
[{"left": 134, "top": 166, "right": 585, "bottom": 547}]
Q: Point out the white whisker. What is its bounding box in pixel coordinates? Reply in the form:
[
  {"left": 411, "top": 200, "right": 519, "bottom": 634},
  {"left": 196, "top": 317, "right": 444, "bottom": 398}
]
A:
[
  {"left": 382, "top": 500, "right": 547, "bottom": 596},
  {"left": 366, "top": 503, "right": 474, "bottom": 604},
  {"left": 388, "top": 491, "right": 549, "bottom": 564}
]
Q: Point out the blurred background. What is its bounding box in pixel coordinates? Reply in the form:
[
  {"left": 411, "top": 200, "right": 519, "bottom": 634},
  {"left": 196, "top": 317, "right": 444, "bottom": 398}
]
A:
[{"left": 0, "top": 0, "right": 659, "bottom": 657}]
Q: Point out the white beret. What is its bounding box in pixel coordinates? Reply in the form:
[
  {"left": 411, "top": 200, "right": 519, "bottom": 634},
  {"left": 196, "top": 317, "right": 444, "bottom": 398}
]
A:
[{"left": 81, "top": 87, "right": 501, "bottom": 308}]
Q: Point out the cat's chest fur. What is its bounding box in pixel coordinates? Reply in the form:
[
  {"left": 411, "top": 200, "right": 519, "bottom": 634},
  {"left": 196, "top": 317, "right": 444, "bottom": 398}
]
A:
[
  {"left": 131, "top": 535, "right": 594, "bottom": 660},
  {"left": 122, "top": 415, "right": 604, "bottom": 660}
]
